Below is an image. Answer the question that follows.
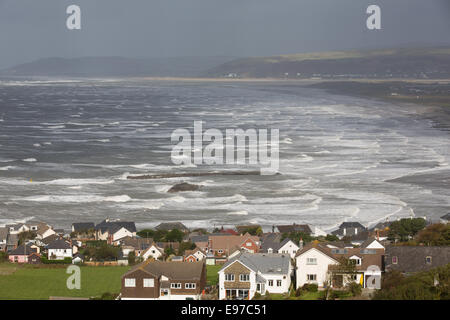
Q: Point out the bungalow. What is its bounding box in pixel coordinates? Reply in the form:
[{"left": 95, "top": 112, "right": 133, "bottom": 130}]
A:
[
  {"left": 141, "top": 243, "right": 165, "bottom": 261},
  {"left": 331, "top": 222, "right": 367, "bottom": 239},
  {"left": 8, "top": 244, "right": 38, "bottom": 263},
  {"left": 276, "top": 223, "right": 312, "bottom": 235},
  {"left": 207, "top": 233, "right": 260, "bottom": 264},
  {"left": 71, "top": 222, "right": 95, "bottom": 233},
  {"left": 28, "top": 252, "right": 42, "bottom": 264},
  {"left": 295, "top": 242, "right": 384, "bottom": 289},
  {"left": 440, "top": 213, "right": 450, "bottom": 224},
  {"left": 120, "top": 260, "right": 206, "bottom": 300},
  {"left": 384, "top": 246, "right": 450, "bottom": 274},
  {"left": 35, "top": 224, "right": 56, "bottom": 240},
  {"left": 218, "top": 252, "right": 292, "bottom": 300},
  {"left": 118, "top": 236, "right": 153, "bottom": 258},
  {"left": 95, "top": 219, "right": 136, "bottom": 244},
  {"left": 47, "top": 239, "right": 73, "bottom": 260},
  {"left": 184, "top": 248, "right": 206, "bottom": 262},
  {"left": 261, "top": 237, "right": 299, "bottom": 259},
  {"left": 72, "top": 253, "right": 85, "bottom": 264},
  {"left": 191, "top": 235, "right": 209, "bottom": 253}
]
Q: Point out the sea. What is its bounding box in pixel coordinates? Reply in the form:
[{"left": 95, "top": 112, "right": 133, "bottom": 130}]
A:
[{"left": 0, "top": 78, "right": 449, "bottom": 233}]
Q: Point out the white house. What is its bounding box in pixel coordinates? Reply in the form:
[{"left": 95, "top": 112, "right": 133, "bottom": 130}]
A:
[
  {"left": 184, "top": 248, "right": 207, "bottom": 262},
  {"left": 295, "top": 242, "right": 384, "bottom": 289},
  {"left": 218, "top": 252, "right": 292, "bottom": 300},
  {"left": 47, "top": 239, "right": 73, "bottom": 260},
  {"left": 141, "top": 244, "right": 164, "bottom": 261},
  {"left": 95, "top": 220, "right": 136, "bottom": 244}
]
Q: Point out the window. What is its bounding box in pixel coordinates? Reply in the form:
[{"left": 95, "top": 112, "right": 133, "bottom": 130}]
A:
[
  {"left": 277, "top": 280, "right": 282, "bottom": 287},
  {"left": 268, "top": 280, "right": 273, "bottom": 286},
  {"left": 426, "top": 256, "right": 432, "bottom": 264},
  {"left": 240, "top": 274, "right": 250, "bottom": 282},
  {"left": 332, "top": 249, "right": 348, "bottom": 254},
  {"left": 246, "top": 242, "right": 252, "bottom": 246},
  {"left": 185, "top": 283, "right": 196, "bottom": 289},
  {"left": 361, "top": 249, "right": 376, "bottom": 254},
  {"left": 350, "top": 259, "right": 361, "bottom": 266},
  {"left": 392, "top": 256, "right": 398, "bottom": 264},
  {"left": 143, "top": 278, "right": 154, "bottom": 288},
  {"left": 306, "top": 258, "right": 317, "bottom": 265},
  {"left": 170, "top": 283, "right": 181, "bottom": 289},
  {"left": 225, "top": 274, "right": 235, "bottom": 281},
  {"left": 124, "top": 278, "right": 136, "bottom": 287},
  {"left": 307, "top": 274, "right": 317, "bottom": 281}
]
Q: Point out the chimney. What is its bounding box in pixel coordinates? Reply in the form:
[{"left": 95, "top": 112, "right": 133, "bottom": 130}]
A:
[
  {"left": 299, "top": 238, "right": 304, "bottom": 250},
  {"left": 376, "top": 230, "right": 380, "bottom": 242}
]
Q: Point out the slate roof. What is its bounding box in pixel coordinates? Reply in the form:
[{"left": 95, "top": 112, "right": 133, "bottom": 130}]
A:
[
  {"left": 191, "top": 235, "right": 209, "bottom": 243},
  {"left": 95, "top": 220, "right": 136, "bottom": 234},
  {"left": 41, "top": 234, "right": 61, "bottom": 245},
  {"left": 276, "top": 224, "right": 312, "bottom": 234},
  {"left": 6, "top": 233, "right": 18, "bottom": 246},
  {"left": 260, "top": 235, "right": 286, "bottom": 253},
  {"left": 47, "top": 239, "right": 72, "bottom": 250},
  {"left": 120, "top": 236, "right": 153, "bottom": 250},
  {"left": 441, "top": 213, "right": 450, "bottom": 221},
  {"left": 384, "top": 246, "right": 450, "bottom": 273},
  {"left": 221, "top": 252, "right": 291, "bottom": 275},
  {"left": 72, "top": 222, "right": 95, "bottom": 232},
  {"left": 124, "top": 260, "right": 204, "bottom": 280},
  {"left": 9, "top": 244, "right": 37, "bottom": 256},
  {"left": 339, "top": 222, "right": 366, "bottom": 229}
]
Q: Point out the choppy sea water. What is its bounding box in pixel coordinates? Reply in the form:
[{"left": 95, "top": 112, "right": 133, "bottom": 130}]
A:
[{"left": 0, "top": 79, "right": 449, "bottom": 232}]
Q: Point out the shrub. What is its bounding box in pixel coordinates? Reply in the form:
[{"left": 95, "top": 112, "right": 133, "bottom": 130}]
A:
[
  {"left": 41, "top": 256, "right": 72, "bottom": 264},
  {"left": 302, "top": 283, "right": 318, "bottom": 292},
  {"left": 346, "top": 282, "right": 362, "bottom": 296},
  {"left": 0, "top": 251, "right": 8, "bottom": 262}
]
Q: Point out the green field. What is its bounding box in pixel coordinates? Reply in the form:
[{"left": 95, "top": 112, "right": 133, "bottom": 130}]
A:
[
  {"left": 206, "top": 265, "right": 221, "bottom": 286},
  {"left": 0, "top": 263, "right": 130, "bottom": 300}
]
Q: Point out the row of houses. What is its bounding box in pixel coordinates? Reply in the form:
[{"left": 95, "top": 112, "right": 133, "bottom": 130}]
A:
[{"left": 120, "top": 238, "right": 450, "bottom": 300}]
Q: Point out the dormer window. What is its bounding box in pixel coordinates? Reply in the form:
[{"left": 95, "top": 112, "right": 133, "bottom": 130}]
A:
[{"left": 426, "top": 256, "right": 432, "bottom": 264}]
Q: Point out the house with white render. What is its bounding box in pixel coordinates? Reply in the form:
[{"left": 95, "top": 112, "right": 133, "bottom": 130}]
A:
[{"left": 218, "top": 252, "right": 292, "bottom": 300}]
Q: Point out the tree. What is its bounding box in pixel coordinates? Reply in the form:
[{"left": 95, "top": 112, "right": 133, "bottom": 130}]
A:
[
  {"left": 388, "top": 218, "right": 427, "bottom": 242},
  {"left": 136, "top": 229, "right": 155, "bottom": 239},
  {"left": 166, "top": 229, "right": 184, "bottom": 242},
  {"left": 128, "top": 251, "right": 136, "bottom": 265},
  {"left": 281, "top": 231, "right": 314, "bottom": 244},
  {"left": 177, "top": 241, "right": 196, "bottom": 256},
  {"left": 165, "top": 247, "right": 176, "bottom": 256},
  {"left": 416, "top": 223, "right": 450, "bottom": 246},
  {"left": 325, "top": 234, "right": 340, "bottom": 242}
]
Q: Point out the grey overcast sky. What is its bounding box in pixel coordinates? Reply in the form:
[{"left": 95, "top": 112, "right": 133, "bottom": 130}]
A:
[{"left": 0, "top": 0, "right": 449, "bottom": 69}]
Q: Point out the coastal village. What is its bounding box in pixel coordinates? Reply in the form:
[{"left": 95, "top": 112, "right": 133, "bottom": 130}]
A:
[{"left": 0, "top": 214, "right": 449, "bottom": 300}]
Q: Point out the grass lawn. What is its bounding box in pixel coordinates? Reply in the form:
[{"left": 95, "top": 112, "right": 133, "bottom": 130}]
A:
[
  {"left": 0, "top": 264, "right": 130, "bottom": 300},
  {"left": 206, "top": 265, "right": 221, "bottom": 286}
]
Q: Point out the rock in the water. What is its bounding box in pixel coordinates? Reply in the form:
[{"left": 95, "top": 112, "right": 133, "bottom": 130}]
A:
[{"left": 168, "top": 182, "right": 200, "bottom": 193}]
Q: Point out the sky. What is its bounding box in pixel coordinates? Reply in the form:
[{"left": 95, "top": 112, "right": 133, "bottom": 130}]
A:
[{"left": 0, "top": 0, "right": 449, "bottom": 69}]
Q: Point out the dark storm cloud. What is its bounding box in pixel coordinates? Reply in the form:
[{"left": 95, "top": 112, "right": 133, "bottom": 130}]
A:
[{"left": 0, "top": 0, "right": 449, "bottom": 69}]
